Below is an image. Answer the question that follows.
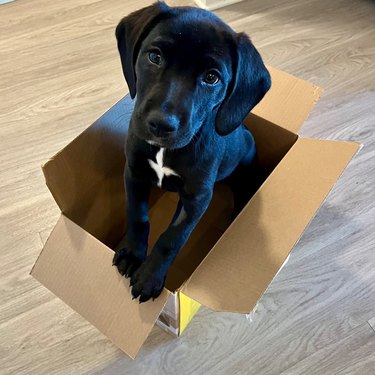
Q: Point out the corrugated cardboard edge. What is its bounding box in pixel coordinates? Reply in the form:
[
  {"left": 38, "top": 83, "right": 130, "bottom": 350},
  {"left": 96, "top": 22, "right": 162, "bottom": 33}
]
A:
[
  {"left": 182, "top": 139, "right": 361, "bottom": 313},
  {"left": 253, "top": 66, "right": 323, "bottom": 133},
  {"left": 30, "top": 215, "right": 169, "bottom": 359}
]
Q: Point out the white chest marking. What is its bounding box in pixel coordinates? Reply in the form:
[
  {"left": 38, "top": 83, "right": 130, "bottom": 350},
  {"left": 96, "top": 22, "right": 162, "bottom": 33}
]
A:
[{"left": 148, "top": 148, "right": 179, "bottom": 187}]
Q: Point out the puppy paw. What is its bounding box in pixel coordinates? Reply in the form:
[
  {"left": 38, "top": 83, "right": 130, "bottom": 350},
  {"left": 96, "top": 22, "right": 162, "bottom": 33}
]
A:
[
  {"left": 130, "top": 262, "right": 166, "bottom": 303},
  {"left": 112, "top": 248, "right": 145, "bottom": 278}
]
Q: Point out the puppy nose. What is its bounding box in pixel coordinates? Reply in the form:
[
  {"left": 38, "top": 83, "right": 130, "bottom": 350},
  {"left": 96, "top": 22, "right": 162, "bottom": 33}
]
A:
[{"left": 148, "top": 114, "right": 179, "bottom": 137}]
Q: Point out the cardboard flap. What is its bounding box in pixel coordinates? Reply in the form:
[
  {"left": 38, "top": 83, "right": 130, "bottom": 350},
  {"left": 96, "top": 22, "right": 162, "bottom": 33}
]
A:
[
  {"left": 42, "top": 95, "right": 135, "bottom": 247},
  {"left": 182, "top": 138, "right": 360, "bottom": 313},
  {"left": 252, "top": 67, "right": 323, "bottom": 133},
  {"left": 31, "top": 215, "right": 169, "bottom": 359}
]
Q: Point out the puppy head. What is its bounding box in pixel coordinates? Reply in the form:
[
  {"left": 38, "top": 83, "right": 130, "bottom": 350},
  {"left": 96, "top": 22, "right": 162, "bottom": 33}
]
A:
[{"left": 116, "top": 2, "right": 271, "bottom": 148}]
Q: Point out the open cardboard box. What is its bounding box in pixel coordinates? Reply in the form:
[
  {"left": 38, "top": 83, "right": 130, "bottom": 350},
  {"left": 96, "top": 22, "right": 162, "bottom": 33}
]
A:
[{"left": 31, "top": 67, "right": 360, "bottom": 359}]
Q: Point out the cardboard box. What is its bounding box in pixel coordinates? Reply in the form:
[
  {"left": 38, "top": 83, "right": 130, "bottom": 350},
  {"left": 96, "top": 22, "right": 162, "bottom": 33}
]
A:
[{"left": 31, "top": 67, "right": 360, "bottom": 359}]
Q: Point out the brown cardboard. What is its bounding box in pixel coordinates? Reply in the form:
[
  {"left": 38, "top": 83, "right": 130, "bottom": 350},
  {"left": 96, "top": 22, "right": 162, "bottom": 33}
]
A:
[
  {"left": 31, "top": 66, "right": 359, "bottom": 358},
  {"left": 254, "top": 66, "right": 323, "bottom": 133},
  {"left": 182, "top": 138, "right": 359, "bottom": 313},
  {"left": 31, "top": 215, "right": 169, "bottom": 359},
  {"left": 41, "top": 95, "right": 133, "bottom": 248}
]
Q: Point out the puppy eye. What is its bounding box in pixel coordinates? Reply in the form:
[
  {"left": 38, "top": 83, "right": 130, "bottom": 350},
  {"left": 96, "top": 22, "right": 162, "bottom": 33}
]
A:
[
  {"left": 204, "top": 70, "right": 220, "bottom": 85},
  {"left": 148, "top": 50, "right": 162, "bottom": 65}
]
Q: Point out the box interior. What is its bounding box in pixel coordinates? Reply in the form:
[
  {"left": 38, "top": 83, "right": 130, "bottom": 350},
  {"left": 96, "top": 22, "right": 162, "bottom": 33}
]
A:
[
  {"left": 42, "top": 97, "right": 297, "bottom": 293},
  {"left": 41, "top": 65, "right": 321, "bottom": 295}
]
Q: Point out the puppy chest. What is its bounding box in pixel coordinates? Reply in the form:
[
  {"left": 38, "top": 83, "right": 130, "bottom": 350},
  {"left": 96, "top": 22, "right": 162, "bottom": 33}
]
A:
[{"left": 148, "top": 148, "right": 183, "bottom": 191}]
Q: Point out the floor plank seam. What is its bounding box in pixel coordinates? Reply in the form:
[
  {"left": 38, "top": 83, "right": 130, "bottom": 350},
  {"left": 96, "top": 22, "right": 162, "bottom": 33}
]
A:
[{"left": 367, "top": 319, "right": 375, "bottom": 334}]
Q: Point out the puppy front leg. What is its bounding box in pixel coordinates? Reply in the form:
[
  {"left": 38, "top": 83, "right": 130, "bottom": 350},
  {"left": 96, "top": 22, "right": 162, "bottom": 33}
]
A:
[
  {"left": 130, "top": 189, "right": 213, "bottom": 302},
  {"left": 113, "top": 164, "right": 151, "bottom": 278}
]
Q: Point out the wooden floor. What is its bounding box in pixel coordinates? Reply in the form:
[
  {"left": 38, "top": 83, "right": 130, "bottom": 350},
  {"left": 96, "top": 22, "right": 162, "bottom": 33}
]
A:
[{"left": 1, "top": 0, "right": 375, "bottom": 374}]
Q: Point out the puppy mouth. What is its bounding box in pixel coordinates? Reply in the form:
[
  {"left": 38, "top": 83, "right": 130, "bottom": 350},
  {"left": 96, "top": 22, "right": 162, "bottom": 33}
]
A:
[
  {"left": 144, "top": 134, "right": 191, "bottom": 149},
  {"left": 145, "top": 139, "right": 162, "bottom": 146}
]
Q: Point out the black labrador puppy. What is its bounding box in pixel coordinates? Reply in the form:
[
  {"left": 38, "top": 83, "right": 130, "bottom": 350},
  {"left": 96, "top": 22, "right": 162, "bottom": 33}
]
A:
[{"left": 113, "top": 2, "right": 271, "bottom": 302}]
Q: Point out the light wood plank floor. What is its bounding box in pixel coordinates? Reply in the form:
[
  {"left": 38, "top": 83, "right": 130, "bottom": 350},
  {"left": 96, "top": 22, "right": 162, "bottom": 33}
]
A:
[{"left": 1, "top": 0, "right": 374, "bottom": 374}]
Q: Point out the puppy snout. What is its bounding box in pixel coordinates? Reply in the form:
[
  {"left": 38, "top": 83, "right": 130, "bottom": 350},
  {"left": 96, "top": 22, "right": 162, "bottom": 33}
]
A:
[{"left": 148, "top": 113, "right": 179, "bottom": 137}]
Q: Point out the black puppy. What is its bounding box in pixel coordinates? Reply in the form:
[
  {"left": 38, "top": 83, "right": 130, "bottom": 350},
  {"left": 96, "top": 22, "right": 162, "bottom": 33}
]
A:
[{"left": 113, "top": 2, "right": 271, "bottom": 302}]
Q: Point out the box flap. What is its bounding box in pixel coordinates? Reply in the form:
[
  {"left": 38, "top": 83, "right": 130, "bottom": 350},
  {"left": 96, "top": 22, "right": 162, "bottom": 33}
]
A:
[
  {"left": 31, "top": 215, "right": 169, "bottom": 359},
  {"left": 42, "top": 95, "right": 135, "bottom": 247},
  {"left": 252, "top": 67, "right": 323, "bottom": 133},
  {"left": 182, "top": 138, "right": 360, "bottom": 313}
]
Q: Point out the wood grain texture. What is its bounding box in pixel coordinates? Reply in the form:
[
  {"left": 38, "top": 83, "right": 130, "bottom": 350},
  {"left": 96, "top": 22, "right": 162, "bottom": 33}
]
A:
[
  {"left": 368, "top": 317, "right": 375, "bottom": 333},
  {"left": 0, "top": 0, "right": 374, "bottom": 374},
  {"left": 278, "top": 323, "right": 375, "bottom": 375}
]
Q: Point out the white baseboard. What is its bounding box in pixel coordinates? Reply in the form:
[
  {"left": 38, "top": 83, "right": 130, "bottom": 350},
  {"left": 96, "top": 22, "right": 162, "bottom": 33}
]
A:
[{"left": 194, "top": 0, "right": 245, "bottom": 11}]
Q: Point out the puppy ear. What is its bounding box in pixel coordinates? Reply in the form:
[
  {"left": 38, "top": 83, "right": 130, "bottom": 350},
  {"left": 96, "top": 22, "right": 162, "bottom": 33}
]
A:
[
  {"left": 215, "top": 33, "right": 271, "bottom": 136},
  {"left": 116, "top": 2, "right": 169, "bottom": 99}
]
